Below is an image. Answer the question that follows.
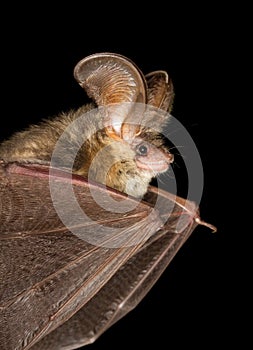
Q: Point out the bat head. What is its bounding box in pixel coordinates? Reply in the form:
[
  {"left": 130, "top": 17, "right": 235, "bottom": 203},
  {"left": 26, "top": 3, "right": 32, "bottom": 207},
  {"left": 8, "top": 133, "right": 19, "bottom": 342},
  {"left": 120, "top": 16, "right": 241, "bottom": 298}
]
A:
[{"left": 73, "top": 53, "right": 175, "bottom": 197}]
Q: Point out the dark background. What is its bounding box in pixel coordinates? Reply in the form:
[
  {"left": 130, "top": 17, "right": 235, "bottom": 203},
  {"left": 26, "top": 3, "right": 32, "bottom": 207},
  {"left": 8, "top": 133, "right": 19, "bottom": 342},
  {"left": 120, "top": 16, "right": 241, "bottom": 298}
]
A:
[{"left": 1, "top": 5, "right": 236, "bottom": 350}]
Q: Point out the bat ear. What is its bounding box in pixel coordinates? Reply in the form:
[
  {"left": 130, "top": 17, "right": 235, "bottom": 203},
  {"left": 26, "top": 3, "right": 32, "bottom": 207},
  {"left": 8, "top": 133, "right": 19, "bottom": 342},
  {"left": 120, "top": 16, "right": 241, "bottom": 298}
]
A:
[
  {"left": 145, "top": 71, "right": 175, "bottom": 113},
  {"left": 73, "top": 53, "right": 147, "bottom": 141}
]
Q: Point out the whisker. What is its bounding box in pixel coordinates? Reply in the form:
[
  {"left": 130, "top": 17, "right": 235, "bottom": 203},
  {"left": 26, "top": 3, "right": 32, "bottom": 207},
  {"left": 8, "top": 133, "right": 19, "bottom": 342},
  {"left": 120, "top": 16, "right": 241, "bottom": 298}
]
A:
[
  {"left": 168, "top": 145, "right": 185, "bottom": 151},
  {"left": 171, "top": 161, "right": 181, "bottom": 170}
]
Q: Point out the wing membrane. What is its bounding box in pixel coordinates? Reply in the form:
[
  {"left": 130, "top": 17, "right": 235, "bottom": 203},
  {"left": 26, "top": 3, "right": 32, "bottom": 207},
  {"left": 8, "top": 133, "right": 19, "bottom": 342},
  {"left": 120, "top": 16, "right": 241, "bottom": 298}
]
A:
[{"left": 0, "top": 162, "right": 201, "bottom": 350}]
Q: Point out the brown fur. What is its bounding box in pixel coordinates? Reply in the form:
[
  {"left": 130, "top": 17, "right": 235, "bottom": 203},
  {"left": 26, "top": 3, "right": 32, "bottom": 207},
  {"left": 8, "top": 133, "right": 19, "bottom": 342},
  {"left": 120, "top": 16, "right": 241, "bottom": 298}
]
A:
[
  {"left": 0, "top": 54, "right": 174, "bottom": 197},
  {"left": 0, "top": 103, "right": 171, "bottom": 197}
]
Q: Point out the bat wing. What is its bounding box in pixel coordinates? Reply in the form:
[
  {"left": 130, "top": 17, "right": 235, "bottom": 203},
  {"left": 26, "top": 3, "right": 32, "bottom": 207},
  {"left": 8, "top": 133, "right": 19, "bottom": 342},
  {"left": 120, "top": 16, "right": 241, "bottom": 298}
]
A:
[{"left": 0, "top": 162, "right": 208, "bottom": 350}]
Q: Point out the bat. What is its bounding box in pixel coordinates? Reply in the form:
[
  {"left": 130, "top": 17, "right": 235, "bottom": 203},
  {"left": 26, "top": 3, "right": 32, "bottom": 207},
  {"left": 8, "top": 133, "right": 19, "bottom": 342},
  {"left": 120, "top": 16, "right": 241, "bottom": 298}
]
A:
[
  {"left": 0, "top": 53, "right": 175, "bottom": 198},
  {"left": 0, "top": 53, "right": 216, "bottom": 350}
]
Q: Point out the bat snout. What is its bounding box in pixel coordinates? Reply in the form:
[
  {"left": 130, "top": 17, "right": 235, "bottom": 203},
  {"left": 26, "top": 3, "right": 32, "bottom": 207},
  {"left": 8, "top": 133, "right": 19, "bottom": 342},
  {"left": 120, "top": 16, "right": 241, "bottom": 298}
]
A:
[{"left": 166, "top": 152, "right": 174, "bottom": 164}]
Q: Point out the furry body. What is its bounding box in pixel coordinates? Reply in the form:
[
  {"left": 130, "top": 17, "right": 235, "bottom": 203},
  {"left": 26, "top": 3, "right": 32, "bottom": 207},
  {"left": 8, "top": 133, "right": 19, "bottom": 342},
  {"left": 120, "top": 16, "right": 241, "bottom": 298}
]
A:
[
  {"left": 0, "top": 53, "right": 174, "bottom": 197},
  {"left": 0, "top": 104, "right": 171, "bottom": 197}
]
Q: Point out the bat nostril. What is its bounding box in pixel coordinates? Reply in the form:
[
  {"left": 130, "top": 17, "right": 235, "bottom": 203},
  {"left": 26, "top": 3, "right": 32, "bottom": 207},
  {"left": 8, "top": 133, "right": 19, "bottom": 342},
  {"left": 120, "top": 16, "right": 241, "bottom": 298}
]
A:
[{"left": 167, "top": 153, "right": 174, "bottom": 163}]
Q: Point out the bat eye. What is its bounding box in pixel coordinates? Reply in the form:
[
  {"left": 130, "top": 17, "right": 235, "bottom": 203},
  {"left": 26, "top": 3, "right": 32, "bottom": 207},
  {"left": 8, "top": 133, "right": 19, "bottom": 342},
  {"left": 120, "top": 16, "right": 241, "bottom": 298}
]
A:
[{"left": 136, "top": 144, "right": 148, "bottom": 156}]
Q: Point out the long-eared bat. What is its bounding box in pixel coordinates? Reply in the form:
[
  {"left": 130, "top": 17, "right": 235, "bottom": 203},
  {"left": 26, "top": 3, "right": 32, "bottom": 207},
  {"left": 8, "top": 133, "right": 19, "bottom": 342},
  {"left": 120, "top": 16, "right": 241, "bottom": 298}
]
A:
[
  {"left": 0, "top": 53, "right": 175, "bottom": 197},
  {"left": 0, "top": 53, "right": 216, "bottom": 350}
]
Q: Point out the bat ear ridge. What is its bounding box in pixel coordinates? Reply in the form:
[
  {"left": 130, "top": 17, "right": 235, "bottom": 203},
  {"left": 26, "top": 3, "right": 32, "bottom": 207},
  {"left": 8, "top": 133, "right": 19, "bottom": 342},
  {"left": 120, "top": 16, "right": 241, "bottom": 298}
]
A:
[
  {"left": 103, "top": 103, "right": 143, "bottom": 142},
  {"left": 145, "top": 70, "right": 175, "bottom": 113},
  {"left": 73, "top": 52, "right": 148, "bottom": 141}
]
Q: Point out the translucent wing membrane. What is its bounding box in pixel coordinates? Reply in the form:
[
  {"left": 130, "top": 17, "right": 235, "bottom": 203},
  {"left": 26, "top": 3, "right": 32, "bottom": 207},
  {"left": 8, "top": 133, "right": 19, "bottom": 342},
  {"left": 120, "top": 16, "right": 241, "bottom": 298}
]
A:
[{"left": 0, "top": 162, "right": 212, "bottom": 350}]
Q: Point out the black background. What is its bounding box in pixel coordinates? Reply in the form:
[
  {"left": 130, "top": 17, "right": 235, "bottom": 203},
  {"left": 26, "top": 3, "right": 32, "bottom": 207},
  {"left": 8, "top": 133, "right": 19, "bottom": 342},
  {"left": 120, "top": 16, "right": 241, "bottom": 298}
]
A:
[{"left": 1, "top": 5, "right": 236, "bottom": 350}]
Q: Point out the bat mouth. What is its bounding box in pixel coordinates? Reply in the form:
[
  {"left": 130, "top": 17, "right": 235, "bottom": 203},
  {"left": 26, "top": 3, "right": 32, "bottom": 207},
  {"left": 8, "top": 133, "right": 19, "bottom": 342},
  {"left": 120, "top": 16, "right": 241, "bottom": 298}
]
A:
[
  {"left": 136, "top": 152, "right": 174, "bottom": 173},
  {"left": 136, "top": 159, "right": 170, "bottom": 172}
]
